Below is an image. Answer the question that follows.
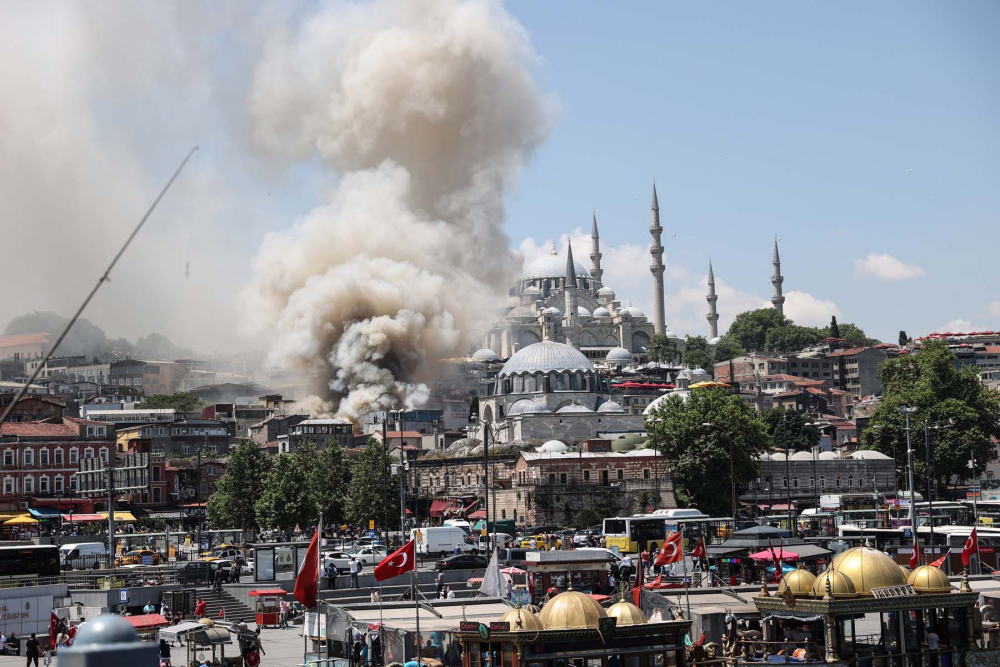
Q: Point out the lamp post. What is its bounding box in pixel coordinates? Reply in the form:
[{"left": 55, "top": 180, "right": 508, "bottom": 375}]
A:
[
  {"left": 923, "top": 420, "right": 953, "bottom": 560},
  {"left": 702, "top": 423, "right": 736, "bottom": 520},
  {"left": 393, "top": 410, "right": 407, "bottom": 544},
  {"left": 898, "top": 406, "right": 920, "bottom": 533}
]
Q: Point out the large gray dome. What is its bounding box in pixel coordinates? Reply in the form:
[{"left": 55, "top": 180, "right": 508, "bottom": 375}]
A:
[
  {"left": 605, "top": 347, "right": 632, "bottom": 363},
  {"left": 507, "top": 399, "right": 553, "bottom": 416},
  {"left": 524, "top": 254, "right": 590, "bottom": 280},
  {"left": 500, "top": 341, "right": 594, "bottom": 376}
]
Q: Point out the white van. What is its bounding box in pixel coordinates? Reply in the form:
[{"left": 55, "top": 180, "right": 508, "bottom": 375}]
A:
[
  {"left": 411, "top": 527, "right": 476, "bottom": 558},
  {"left": 442, "top": 519, "right": 472, "bottom": 534},
  {"left": 59, "top": 542, "right": 107, "bottom": 570}
]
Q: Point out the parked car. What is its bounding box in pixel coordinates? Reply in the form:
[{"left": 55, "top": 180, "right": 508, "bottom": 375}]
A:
[
  {"left": 59, "top": 542, "right": 107, "bottom": 570},
  {"left": 322, "top": 551, "right": 356, "bottom": 574},
  {"left": 350, "top": 546, "right": 387, "bottom": 565},
  {"left": 435, "top": 554, "right": 487, "bottom": 571},
  {"left": 498, "top": 548, "right": 531, "bottom": 567},
  {"left": 174, "top": 560, "right": 211, "bottom": 586},
  {"left": 518, "top": 534, "right": 562, "bottom": 549},
  {"left": 117, "top": 549, "right": 161, "bottom": 566}
]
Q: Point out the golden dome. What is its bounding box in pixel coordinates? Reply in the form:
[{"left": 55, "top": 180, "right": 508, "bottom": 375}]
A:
[
  {"left": 607, "top": 601, "right": 648, "bottom": 626},
  {"left": 524, "top": 605, "right": 541, "bottom": 615},
  {"left": 811, "top": 569, "right": 857, "bottom": 598},
  {"left": 830, "top": 547, "right": 906, "bottom": 596},
  {"left": 197, "top": 618, "right": 215, "bottom": 627},
  {"left": 898, "top": 564, "right": 912, "bottom": 581},
  {"left": 778, "top": 568, "right": 817, "bottom": 597},
  {"left": 539, "top": 590, "right": 608, "bottom": 630},
  {"left": 908, "top": 565, "right": 953, "bottom": 594},
  {"left": 499, "top": 607, "right": 545, "bottom": 632}
]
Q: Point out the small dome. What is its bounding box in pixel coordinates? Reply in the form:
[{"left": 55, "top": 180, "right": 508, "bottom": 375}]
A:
[
  {"left": 607, "top": 601, "right": 648, "bottom": 626},
  {"left": 708, "top": 337, "right": 722, "bottom": 345},
  {"left": 790, "top": 451, "right": 814, "bottom": 461},
  {"left": 499, "top": 607, "right": 545, "bottom": 632},
  {"left": 778, "top": 568, "right": 817, "bottom": 597},
  {"left": 623, "top": 307, "right": 645, "bottom": 317},
  {"left": 522, "top": 286, "right": 543, "bottom": 296},
  {"left": 851, "top": 450, "right": 890, "bottom": 460},
  {"left": 612, "top": 434, "right": 644, "bottom": 452},
  {"left": 577, "top": 306, "right": 592, "bottom": 318},
  {"left": 831, "top": 547, "right": 906, "bottom": 595},
  {"left": 197, "top": 618, "right": 215, "bottom": 627},
  {"left": 539, "top": 590, "right": 607, "bottom": 630},
  {"left": 556, "top": 404, "right": 594, "bottom": 414},
  {"left": 811, "top": 569, "right": 857, "bottom": 598},
  {"left": 898, "top": 564, "right": 912, "bottom": 581},
  {"left": 818, "top": 451, "right": 838, "bottom": 460},
  {"left": 544, "top": 307, "right": 562, "bottom": 317},
  {"left": 593, "top": 307, "right": 612, "bottom": 318},
  {"left": 666, "top": 330, "right": 680, "bottom": 340},
  {"left": 598, "top": 286, "right": 616, "bottom": 298},
  {"left": 507, "top": 399, "right": 552, "bottom": 416},
  {"left": 690, "top": 368, "right": 709, "bottom": 377},
  {"left": 597, "top": 400, "right": 625, "bottom": 413},
  {"left": 500, "top": 341, "right": 594, "bottom": 376},
  {"left": 506, "top": 306, "right": 537, "bottom": 319},
  {"left": 472, "top": 349, "right": 500, "bottom": 362},
  {"left": 539, "top": 440, "right": 569, "bottom": 453},
  {"left": 606, "top": 347, "right": 632, "bottom": 363},
  {"left": 908, "top": 565, "right": 953, "bottom": 593}
]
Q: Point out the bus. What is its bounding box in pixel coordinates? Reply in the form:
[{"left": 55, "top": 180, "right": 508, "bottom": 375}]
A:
[
  {"left": 0, "top": 545, "right": 60, "bottom": 580},
  {"left": 603, "top": 510, "right": 735, "bottom": 553}
]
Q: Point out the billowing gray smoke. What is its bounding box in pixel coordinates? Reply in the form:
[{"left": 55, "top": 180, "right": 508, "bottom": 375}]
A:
[{"left": 244, "top": 0, "right": 553, "bottom": 420}]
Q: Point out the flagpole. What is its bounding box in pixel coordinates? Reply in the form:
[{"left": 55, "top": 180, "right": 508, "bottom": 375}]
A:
[{"left": 681, "top": 527, "right": 691, "bottom": 622}]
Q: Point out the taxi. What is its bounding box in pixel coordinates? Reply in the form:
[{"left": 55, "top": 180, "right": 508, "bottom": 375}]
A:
[
  {"left": 518, "top": 534, "right": 561, "bottom": 549},
  {"left": 116, "top": 549, "right": 161, "bottom": 566}
]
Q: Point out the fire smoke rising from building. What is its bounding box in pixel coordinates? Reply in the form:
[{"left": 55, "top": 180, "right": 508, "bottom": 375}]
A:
[{"left": 244, "top": 0, "right": 553, "bottom": 420}]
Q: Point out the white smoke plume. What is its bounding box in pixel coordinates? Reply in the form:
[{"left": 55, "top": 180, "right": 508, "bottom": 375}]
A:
[{"left": 244, "top": 0, "right": 554, "bottom": 420}]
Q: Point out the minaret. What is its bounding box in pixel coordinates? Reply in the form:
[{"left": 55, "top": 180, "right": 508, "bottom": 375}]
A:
[
  {"left": 706, "top": 260, "right": 719, "bottom": 339},
  {"left": 771, "top": 237, "right": 785, "bottom": 315},
  {"left": 649, "top": 183, "right": 666, "bottom": 334},
  {"left": 564, "top": 240, "right": 579, "bottom": 347},
  {"left": 589, "top": 211, "right": 603, "bottom": 290}
]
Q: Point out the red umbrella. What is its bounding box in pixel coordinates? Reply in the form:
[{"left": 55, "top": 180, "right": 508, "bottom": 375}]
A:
[
  {"left": 749, "top": 548, "right": 800, "bottom": 562},
  {"left": 501, "top": 567, "right": 526, "bottom": 575}
]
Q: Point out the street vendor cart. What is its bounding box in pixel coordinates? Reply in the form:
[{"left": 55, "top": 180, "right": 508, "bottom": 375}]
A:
[
  {"left": 123, "top": 613, "right": 169, "bottom": 642},
  {"left": 249, "top": 589, "right": 286, "bottom": 628}
]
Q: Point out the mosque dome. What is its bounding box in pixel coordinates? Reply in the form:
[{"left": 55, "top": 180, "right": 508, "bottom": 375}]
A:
[
  {"left": 777, "top": 568, "right": 817, "bottom": 597},
  {"left": 538, "top": 590, "right": 607, "bottom": 630},
  {"left": 598, "top": 286, "right": 616, "bottom": 299},
  {"left": 543, "top": 307, "right": 562, "bottom": 317},
  {"left": 506, "top": 306, "right": 536, "bottom": 319},
  {"left": 623, "top": 307, "right": 645, "bottom": 318},
  {"left": 507, "top": 400, "right": 552, "bottom": 416},
  {"left": 665, "top": 329, "right": 680, "bottom": 340},
  {"left": 538, "top": 440, "right": 569, "bottom": 453},
  {"left": 597, "top": 400, "right": 625, "bottom": 413},
  {"left": 472, "top": 348, "right": 500, "bottom": 362},
  {"left": 556, "top": 404, "right": 594, "bottom": 414},
  {"left": 898, "top": 564, "right": 911, "bottom": 581},
  {"left": 500, "top": 341, "right": 594, "bottom": 376},
  {"left": 908, "top": 565, "right": 953, "bottom": 593},
  {"left": 504, "top": 296, "right": 521, "bottom": 307},
  {"left": 708, "top": 337, "right": 722, "bottom": 345},
  {"left": 499, "top": 607, "right": 545, "bottom": 632},
  {"left": 830, "top": 547, "right": 907, "bottom": 595},
  {"left": 691, "top": 368, "right": 709, "bottom": 378},
  {"left": 811, "top": 569, "right": 857, "bottom": 598},
  {"left": 607, "top": 601, "right": 648, "bottom": 626},
  {"left": 521, "top": 286, "right": 543, "bottom": 297},
  {"left": 593, "top": 307, "right": 612, "bottom": 318},
  {"left": 524, "top": 254, "right": 590, "bottom": 280},
  {"left": 577, "top": 306, "right": 592, "bottom": 319},
  {"left": 605, "top": 347, "right": 632, "bottom": 364},
  {"left": 612, "top": 434, "right": 643, "bottom": 452}
]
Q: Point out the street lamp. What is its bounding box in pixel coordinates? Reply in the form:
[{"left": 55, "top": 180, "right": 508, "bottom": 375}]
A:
[
  {"left": 897, "top": 406, "right": 920, "bottom": 532},
  {"left": 923, "top": 420, "right": 953, "bottom": 560},
  {"left": 469, "top": 417, "right": 508, "bottom": 553},
  {"left": 702, "top": 423, "right": 736, "bottom": 520}
]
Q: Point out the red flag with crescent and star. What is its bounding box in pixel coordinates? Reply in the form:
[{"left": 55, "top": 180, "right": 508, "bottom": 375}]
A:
[
  {"left": 653, "top": 531, "right": 684, "bottom": 567},
  {"left": 293, "top": 517, "right": 322, "bottom": 608},
  {"left": 962, "top": 527, "right": 979, "bottom": 567},
  {"left": 375, "top": 539, "right": 416, "bottom": 582},
  {"left": 909, "top": 536, "right": 921, "bottom": 570}
]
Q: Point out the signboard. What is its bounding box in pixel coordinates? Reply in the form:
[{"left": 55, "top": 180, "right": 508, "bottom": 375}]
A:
[
  {"left": 369, "top": 520, "right": 375, "bottom": 530},
  {"left": 459, "top": 622, "right": 479, "bottom": 632},
  {"left": 871, "top": 585, "right": 916, "bottom": 598},
  {"left": 903, "top": 528, "right": 912, "bottom": 538},
  {"left": 489, "top": 622, "right": 510, "bottom": 632},
  {"left": 141, "top": 555, "right": 154, "bottom": 566},
  {"left": 511, "top": 586, "right": 531, "bottom": 607},
  {"left": 119, "top": 589, "right": 129, "bottom": 603},
  {"left": 478, "top": 623, "right": 489, "bottom": 641},
  {"left": 76, "top": 452, "right": 151, "bottom": 498},
  {"left": 168, "top": 546, "right": 177, "bottom": 563}
]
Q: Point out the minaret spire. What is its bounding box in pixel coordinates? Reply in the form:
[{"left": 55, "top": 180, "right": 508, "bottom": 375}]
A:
[
  {"left": 707, "top": 259, "right": 719, "bottom": 339},
  {"left": 564, "top": 240, "right": 579, "bottom": 347},
  {"left": 771, "top": 236, "right": 785, "bottom": 315},
  {"left": 589, "top": 211, "right": 603, "bottom": 289},
  {"left": 649, "top": 182, "right": 666, "bottom": 334}
]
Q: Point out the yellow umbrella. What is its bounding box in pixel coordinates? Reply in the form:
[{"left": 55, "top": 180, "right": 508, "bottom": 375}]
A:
[
  {"left": 689, "top": 380, "right": 728, "bottom": 389},
  {"left": 4, "top": 515, "right": 38, "bottom": 525}
]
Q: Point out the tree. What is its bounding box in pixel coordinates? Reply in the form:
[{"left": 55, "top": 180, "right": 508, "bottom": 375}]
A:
[
  {"left": 899, "top": 331, "right": 909, "bottom": 346},
  {"left": 4, "top": 311, "right": 113, "bottom": 358},
  {"left": 256, "top": 443, "right": 319, "bottom": 530},
  {"left": 645, "top": 386, "right": 768, "bottom": 516},
  {"left": 137, "top": 393, "right": 205, "bottom": 414},
  {"left": 683, "top": 336, "right": 714, "bottom": 375},
  {"left": 133, "top": 332, "right": 197, "bottom": 360},
  {"left": 819, "top": 321, "right": 880, "bottom": 347},
  {"left": 829, "top": 316, "right": 841, "bottom": 339},
  {"left": 725, "top": 309, "right": 790, "bottom": 352},
  {"left": 346, "top": 439, "right": 400, "bottom": 531},
  {"left": 764, "top": 325, "right": 824, "bottom": 353},
  {"left": 311, "top": 440, "right": 352, "bottom": 526},
  {"left": 207, "top": 440, "right": 271, "bottom": 530},
  {"left": 860, "top": 340, "right": 1000, "bottom": 495},
  {"left": 712, "top": 336, "right": 746, "bottom": 364},
  {"left": 647, "top": 334, "right": 679, "bottom": 364},
  {"left": 761, "top": 408, "right": 821, "bottom": 452}
]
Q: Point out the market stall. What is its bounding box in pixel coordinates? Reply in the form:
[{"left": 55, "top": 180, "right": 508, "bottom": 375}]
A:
[
  {"left": 123, "top": 613, "right": 168, "bottom": 642},
  {"left": 159, "top": 619, "right": 233, "bottom": 666},
  {"left": 249, "top": 589, "right": 287, "bottom": 628}
]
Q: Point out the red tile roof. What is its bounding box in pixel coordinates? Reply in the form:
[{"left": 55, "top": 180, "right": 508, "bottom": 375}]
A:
[
  {"left": 0, "top": 332, "right": 49, "bottom": 348},
  {"left": 826, "top": 347, "right": 869, "bottom": 357},
  {"left": 805, "top": 387, "right": 828, "bottom": 396},
  {"left": 0, "top": 417, "right": 104, "bottom": 437},
  {"left": 375, "top": 431, "right": 424, "bottom": 439}
]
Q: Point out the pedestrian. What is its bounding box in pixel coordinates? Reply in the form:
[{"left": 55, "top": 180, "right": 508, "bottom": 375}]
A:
[
  {"left": 143, "top": 602, "right": 155, "bottom": 615},
  {"left": 230, "top": 561, "right": 241, "bottom": 584},
  {"left": 25, "top": 633, "right": 40, "bottom": 667},
  {"left": 453, "top": 543, "right": 461, "bottom": 556},
  {"left": 505, "top": 578, "right": 513, "bottom": 600},
  {"left": 446, "top": 586, "right": 456, "bottom": 599},
  {"left": 158, "top": 639, "right": 171, "bottom": 666},
  {"left": 529, "top": 537, "right": 537, "bottom": 550},
  {"left": 160, "top": 602, "right": 169, "bottom": 618},
  {"left": 435, "top": 573, "right": 445, "bottom": 599},
  {"left": 349, "top": 557, "right": 360, "bottom": 589},
  {"left": 328, "top": 562, "right": 339, "bottom": 590},
  {"left": 195, "top": 598, "right": 207, "bottom": 619},
  {"left": 370, "top": 588, "right": 381, "bottom": 603},
  {"left": 42, "top": 648, "right": 51, "bottom": 667},
  {"left": 278, "top": 600, "right": 289, "bottom": 629}
]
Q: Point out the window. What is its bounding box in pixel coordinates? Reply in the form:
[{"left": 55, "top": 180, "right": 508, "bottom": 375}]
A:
[
  {"left": 23, "top": 449, "right": 33, "bottom": 466},
  {"left": 548, "top": 473, "right": 555, "bottom": 483},
  {"left": 616, "top": 469, "right": 624, "bottom": 481},
  {"left": 206, "top": 465, "right": 214, "bottom": 477},
  {"left": 152, "top": 466, "right": 161, "bottom": 482},
  {"left": 87, "top": 426, "right": 95, "bottom": 437},
  {"left": 835, "top": 477, "right": 841, "bottom": 488},
  {"left": 847, "top": 476, "right": 853, "bottom": 488},
  {"left": 643, "top": 468, "right": 651, "bottom": 479},
  {"left": 809, "top": 476, "right": 815, "bottom": 488},
  {"left": 84, "top": 447, "right": 94, "bottom": 460},
  {"left": 39, "top": 449, "right": 49, "bottom": 466},
  {"left": 781, "top": 476, "right": 787, "bottom": 489},
  {"left": 69, "top": 448, "right": 78, "bottom": 465},
  {"left": 153, "top": 487, "right": 162, "bottom": 503},
  {"left": 2, "top": 478, "right": 12, "bottom": 495},
  {"left": 39, "top": 476, "right": 49, "bottom": 493},
  {"left": 3, "top": 450, "right": 12, "bottom": 467},
  {"left": 100, "top": 448, "right": 109, "bottom": 464},
  {"left": 583, "top": 470, "right": 590, "bottom": 481},
  {"left": 183, "top": 445, "right": 191, "bottom": 455},
  {"left": 23, "top": 476, "right": 33, "bottom": 494},
  {"left": 54, "top": 476, "right": 63, "bottom": 493},
  {"left": 792, "top": 477, "right": 798, "bottom": 489},
  {"left": 560, "top": 473, "right": 567, "bottom": 484},
  {"left": 200, "top": 482, "right": 208, "bottom": 495}
]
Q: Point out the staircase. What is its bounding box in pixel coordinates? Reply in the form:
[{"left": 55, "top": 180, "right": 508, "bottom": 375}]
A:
[{"left": 196, "top": 587, "right": 255, "bottom": 622}]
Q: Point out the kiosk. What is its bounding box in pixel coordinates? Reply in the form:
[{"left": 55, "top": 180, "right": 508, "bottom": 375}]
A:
[{"left": 249, "top": 589, "right": 287, "bottom": 628}]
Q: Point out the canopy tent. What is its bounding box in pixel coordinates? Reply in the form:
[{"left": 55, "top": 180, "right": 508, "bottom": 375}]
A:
[
  {"left": 4, "top": 515, "right": 38, "bottom": 525},
  {"left": 61, "top": 514, "right": 104, "bottom": 522},
  {"left": 500, "top": 567, "right": 526, "bottom": 575},
  {"left": 123, "top": 614, "right": 168, "bottom": 630},
  {"left": 27, "top": 507, "right": 63, "bottom": 519},
  {"left": 249, "top": 589, "right": 288, "bottom": 597},
  {"left": 99, "top": 511, "right": 136, "bottom": 522},
  {"left": 468, "top": 510, "right": 486, "bottom": 519},
  {"left": 749, "top": 548, "right": 800, "bottom": 562}
]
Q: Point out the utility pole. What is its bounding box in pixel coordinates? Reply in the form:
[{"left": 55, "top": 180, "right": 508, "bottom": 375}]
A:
[
  {"left": 899, "top": 407, "right": 919, "bottom": 533},
  {"left": 107, "top": 465, "right": 116, "bottom": 571},
  {"left": 397, "top": 411, "right": 406, "bottom": 543},
  {"left": 381, "top": 412, "right": 389, "bottom": 550},
  {"left": 924, "top": 421, "right": 935, "bottom": 558}
]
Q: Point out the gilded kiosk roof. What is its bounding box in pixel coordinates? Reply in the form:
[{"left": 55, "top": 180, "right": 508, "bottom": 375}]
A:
[{"left": 499, "top": 341, "right": 594, "bottom": 376}]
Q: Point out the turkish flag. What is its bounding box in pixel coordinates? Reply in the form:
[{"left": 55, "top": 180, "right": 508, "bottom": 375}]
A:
[
  {"left": 217, "top": 607, "right": 225, "bottom": 619},
  {"left": 375, "top": 539, "right": 416, "bottom": 582},
  {"left": 769, "top": 539, "right": 783, "bottom": 583},
  {"left": 631, "top": 550, "right": 645, "bottom": 606},
  {"left": 49, "top": 611, "right": 59, "bottom": 646},
  {"left": 293, "top": 519, "right": 322, "bottom": 608},
  {"left": 692, "top": 539, "right": 707, "bottom": 560},
  {"left": 909, "top": 537, "right": 921, "bottom": 570},
  {"left": 654, "top": 532, "right": 683, "bottom": 567},
  {"left": 962, "top": 527, "right": 979, "bottom": 567},
  {"left": 930, "top": 554, "right": 947, "bottom": 568}
]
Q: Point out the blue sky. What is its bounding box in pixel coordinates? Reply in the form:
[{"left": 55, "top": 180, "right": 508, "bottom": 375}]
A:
[{"left": 500, "top": 1, "right": 1000, "bottom": 341}]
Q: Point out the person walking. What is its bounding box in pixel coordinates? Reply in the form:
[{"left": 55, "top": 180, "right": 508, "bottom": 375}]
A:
[
  {"left": 230, "top": 561, "right": 241, "bottom": 584},
  {"left": 327, "top": 562, "right": 339, "bottom": 590},
  {"left": 195, "top": 598, "right": 207, "bottom": 619},
  {"left": 25, "top": 633, "right": 40, "bottom": 667},
  {"left": 349, "top": 557, "right": 360, "bottom": 589},
  {"left": 435, "top": 573, "right": 445, "bottom": 599},
  {"left": 278, "top": 600, "right": 289, "bottom": 629}
]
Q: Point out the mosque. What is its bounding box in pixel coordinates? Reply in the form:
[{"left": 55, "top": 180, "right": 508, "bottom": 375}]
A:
[{"left": 477, "top": 183, "right": 788, "bottom": 364}]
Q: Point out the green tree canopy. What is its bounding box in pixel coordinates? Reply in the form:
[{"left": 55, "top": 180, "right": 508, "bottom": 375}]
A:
[
  {"left": 647, "top": 334, "right": 679, "bottom": 364},
  {"left": 725, "top": 309, "right": 791, "bottom": 352},
  {"left": 764, "top": 325, "right": 824, "bottom": 353},
  {"left": 761, "top": 408, "right": 821, "bottom": 452},
  {"left": 255, "top": 443, "right": 320, "bottom": 530},
  {"left": 645, "top": 387, "right": 768, "bottom": 516},
  {"left": 4, "top": 311, "right": 113, "bottom": 358},
  {"left": 683, "top": 336, "right": 714, "bottom": 375},
  {"left": 346, "top": 439, "right": 401, "bottom": 531},
  {"left": 818, "top": 321, "right": 880, "bottom": 347},
  {"left": 311, "top": 440, "right": 352, "bottom": 526},
  {"left": 206, "top": 440, "right": 271, "bottom": 530},
  {"left": 712, "top": 336, "right": 746, "bottom": 363},
  {"left": 860, "top": 340, "right": 1000, "bottom": 492},
  {"left": 137, "top": 392, "right": 205, "bottom": 414}
]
